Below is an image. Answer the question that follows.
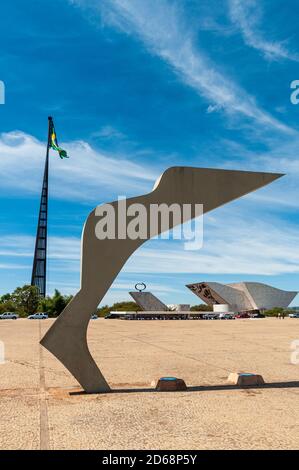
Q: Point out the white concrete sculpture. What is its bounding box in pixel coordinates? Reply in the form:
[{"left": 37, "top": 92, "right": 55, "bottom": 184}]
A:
[
  {"left": 40, "top": 166, "right": 282, "bottom": 393},
  {"left": 187, "top": 281, "right": 297, "bottom": 311},
  {"left": 129, "top": 291, "right": 168, "bottom": 311}
]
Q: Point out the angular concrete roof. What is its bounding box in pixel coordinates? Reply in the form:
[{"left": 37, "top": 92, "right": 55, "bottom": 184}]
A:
[
  {"left": 228, "top": 282, "right": 298, "bottom": 310},
  {"left": 129, "top": 291, "right": 168, "bottom": 311},
  {"left": 187, "top": 281, "right": 298, "bottom": 311}
]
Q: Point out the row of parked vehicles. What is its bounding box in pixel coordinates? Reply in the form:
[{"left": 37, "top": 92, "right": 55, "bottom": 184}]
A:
[
  {"left": 1, "top": 311, "right": 298, "bottom": 320},
  {"left": 106, "top": 312, "right": 268, "bottom": 320},
  {"left": 0, "top": 312, "right": 100, "bottom": 320},
  {"left": 202, "top": 312, "right": 299, "bottom": 320},
  {"left": 0, "top": 312, "right": 48, "bottom": 320},
  {"left": 201, "top": 312, "right": 266, "bottom": 320}
]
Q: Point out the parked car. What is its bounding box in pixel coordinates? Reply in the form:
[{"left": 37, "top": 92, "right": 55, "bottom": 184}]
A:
[
  {"left": 28, "top": 313, "right": 48, "bottom": 319},
  {"left": 250, "top": 313, "right": 265, "bottom": 319},
  {"left": 0, "top": 312, "right": 19, "bottom": 320},
  {"left": 289, "top": 313, "right": 299, "bottom": 318},
  {"left": 219, "top": 313, "right": 235, "bottom": 320},
  {"left": 203, "top": 314, "right": 218, "bottom": 320},
  {"left": 91, "top": 314, "right": 98, "bottom": 320},
  {"left": 235, "top": 313, "right": 250, "bottom": 319}
]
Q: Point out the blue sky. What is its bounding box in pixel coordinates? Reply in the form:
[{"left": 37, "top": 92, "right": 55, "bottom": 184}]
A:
[{"left": 1, "top": 0, "right": 299, "bottom": 306}]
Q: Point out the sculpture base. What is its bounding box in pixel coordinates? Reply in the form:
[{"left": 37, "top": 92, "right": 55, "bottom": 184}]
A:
[
  {"left": 228, "top": 372, "right": 265, "bottom": 386},
  {"left": 156, "top": 377, "right": 187, "bottom": 391}
]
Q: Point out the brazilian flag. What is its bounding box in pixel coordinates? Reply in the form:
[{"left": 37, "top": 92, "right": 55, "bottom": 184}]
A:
[{"left": 49, "top": 117, "right": 69, "bottom": 159}]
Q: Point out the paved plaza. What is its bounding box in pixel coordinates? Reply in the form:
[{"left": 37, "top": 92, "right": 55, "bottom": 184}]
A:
[{"left": 0, "top": 318, "right": 299, "bottom": 450}]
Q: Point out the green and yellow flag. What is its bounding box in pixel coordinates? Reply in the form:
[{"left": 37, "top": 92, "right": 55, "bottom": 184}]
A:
[{"left": 49, "top": 118, "right": 69, "bottom": 159}]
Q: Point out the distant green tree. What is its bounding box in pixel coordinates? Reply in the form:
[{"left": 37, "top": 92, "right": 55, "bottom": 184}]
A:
[
  {"left": 190, "top": 304, "right": 211, "bottom": 312},
  {"left": 264, "top": 307, "right": 288, "bottom": 317},
  {"left": 10, "top": 285, "right": 40, "bottom": 316},
  {"left": 0, "top": 300, "right": 18, "bottom": 314},
  {"left": 111, "top": 301, "right": 138, "bottom": 312},
  {"left": 38, "top": 296, "right": 54, "bottom": 316},
  {"left": 0, "top": 293, "right": 12, "bottom": 303},
  {"left": 0, "top": 293, "right": 16, "bottom": 314},
  {"left": 97, "top": 305, "right": 110, "bottom": 318},
  {"left": 39, "top": 290, "right": 73, "bottom": 317},
  {"left": 52, "top": 289, "right": 69, "bottom": 316},
  {"left": 97, "top": 301, "right": 138, "bottom": 317}
]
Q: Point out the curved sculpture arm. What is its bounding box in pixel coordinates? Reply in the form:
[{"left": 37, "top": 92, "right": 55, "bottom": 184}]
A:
[{"left": 40, "top": 166, "right": 283, "bottom": 393}]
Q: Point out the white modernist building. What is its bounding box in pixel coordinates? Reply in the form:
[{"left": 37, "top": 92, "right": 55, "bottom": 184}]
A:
[{"left": 186, "top": 282, "right": 298, "bottom": 312}]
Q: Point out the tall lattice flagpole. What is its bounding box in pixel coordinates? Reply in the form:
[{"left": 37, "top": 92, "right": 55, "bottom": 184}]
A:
[{"left": 31, "top": 117, "right": 52, "bottom": 297}]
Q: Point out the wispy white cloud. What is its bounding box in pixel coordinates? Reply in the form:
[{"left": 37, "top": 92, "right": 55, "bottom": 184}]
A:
[
  {"left": 206, "top": 104, "right": 223, "bottom": 114},
  {"left": 0, "top": 130, "right": 158, "bottom": 202},
  {"left": 0, "top": 235, "right": 80, "bottom": 261},
  {"left": 70, "top": 0, "right": 295, "bottom": 134},
  {"left": 228, "top": 0, "right": 299, "bottom": 62},
  {"left": 0, "top": 263, "right": 30, "bottom": 270},
  {"left": 0, "top": 235, "right": 35, "bottom": 258},
  {"left": 2, "top": 202, "right": 299, "bottom": 280},
  {"left": 205, "top": 134, "right": 299, "bottom": 209},
  {"left": 46, "top": 279, "right": 177, "bottom": 300},
  {"left": 91, "top": 125, "right": 126, "bottom": 140},
  {"left": 126, "top": 210, "right": 299, "bottom": 276},
  {"left": 111, "top": 280, "right": 177, "bottom": 293}
]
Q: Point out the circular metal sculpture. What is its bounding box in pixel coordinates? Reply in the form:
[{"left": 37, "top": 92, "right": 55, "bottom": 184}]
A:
[{"left": 135, "top": 282, "right": 146, "bottom": 292}]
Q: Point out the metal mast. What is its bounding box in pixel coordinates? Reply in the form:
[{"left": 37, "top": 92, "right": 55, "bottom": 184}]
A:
[{"left": 31, "top": 117, "right": 52, "bottom": 297}]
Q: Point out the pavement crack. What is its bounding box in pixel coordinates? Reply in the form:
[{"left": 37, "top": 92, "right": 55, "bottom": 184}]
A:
[{"left": 39, "top": 321, "right": 50, "bottom": 450}]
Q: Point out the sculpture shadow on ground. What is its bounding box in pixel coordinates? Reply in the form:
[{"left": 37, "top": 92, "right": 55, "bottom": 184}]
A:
[{"left": 69, "top": 380, "right": 299, "bottom": 396}]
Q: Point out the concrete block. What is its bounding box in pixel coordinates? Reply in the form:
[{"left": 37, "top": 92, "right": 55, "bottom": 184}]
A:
[
  {"left": 228, "top": 372, "right": 265, "bottom": 386},
  {"left": 156, "top": 377, "right": 187, "bottom": 391}
]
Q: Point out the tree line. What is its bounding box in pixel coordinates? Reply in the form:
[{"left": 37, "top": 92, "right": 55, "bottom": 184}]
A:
[
  {"left": 0, "top": 286, "right": 140, "bottom": 318},
  {"left": 0, "top": 285, "right": 292, "bottom": 318},
  {"left": 0, "top": 285, "right": 73, "bottom": 317}
]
